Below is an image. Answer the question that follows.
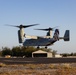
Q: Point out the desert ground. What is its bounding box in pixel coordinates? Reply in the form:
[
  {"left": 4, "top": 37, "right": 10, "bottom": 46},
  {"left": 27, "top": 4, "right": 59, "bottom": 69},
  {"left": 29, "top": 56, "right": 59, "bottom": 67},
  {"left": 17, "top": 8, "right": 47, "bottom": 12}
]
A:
[{"left": 0, "top": 63, "right": 76, "bottom": 75}]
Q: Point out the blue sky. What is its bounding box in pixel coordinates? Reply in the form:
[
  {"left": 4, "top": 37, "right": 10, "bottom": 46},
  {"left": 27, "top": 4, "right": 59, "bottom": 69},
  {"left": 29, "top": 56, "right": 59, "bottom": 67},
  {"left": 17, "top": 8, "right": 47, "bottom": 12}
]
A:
[{"left": 0, "top": 0, "right": 76, "bottom": 53}]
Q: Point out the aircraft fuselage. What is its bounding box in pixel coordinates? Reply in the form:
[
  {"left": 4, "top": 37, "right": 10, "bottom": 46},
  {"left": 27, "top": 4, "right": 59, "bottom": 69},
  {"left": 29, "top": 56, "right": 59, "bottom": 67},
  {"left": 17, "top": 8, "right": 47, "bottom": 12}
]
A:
[{"left": 23, "top": 38, "right": 56, "bottom": 46}]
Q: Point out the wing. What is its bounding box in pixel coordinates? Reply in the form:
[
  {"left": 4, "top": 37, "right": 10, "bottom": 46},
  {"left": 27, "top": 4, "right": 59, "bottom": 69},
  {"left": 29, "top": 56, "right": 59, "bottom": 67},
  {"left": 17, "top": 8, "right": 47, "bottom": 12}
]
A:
[{"left": 25, "top": 35, "right": 52, "bottom": 39}]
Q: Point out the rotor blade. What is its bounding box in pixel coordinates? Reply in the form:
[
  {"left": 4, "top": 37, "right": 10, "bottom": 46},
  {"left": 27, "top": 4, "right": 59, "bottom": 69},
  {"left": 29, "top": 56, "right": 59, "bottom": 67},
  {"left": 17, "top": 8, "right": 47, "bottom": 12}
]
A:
[
  {"left": 5, "top": 24, "right": 39, "bottom": 28},
  {"left": 35, "top": 26, "right": 59, "bottom": 31},
  {"left": 23, "top": 24, "right": 39, "bottom": 28},
  {"left": 35, "top": 27, "right": 53, "bottom": 31},
  {"left": 5, "top": 24, "right": 20, "bottom": 28},
  {"left": 35, "top": 29, "right": 48, "bottom": 31},
  {"left": 53, "top": 26, "right": 59, "bottom": 29}
]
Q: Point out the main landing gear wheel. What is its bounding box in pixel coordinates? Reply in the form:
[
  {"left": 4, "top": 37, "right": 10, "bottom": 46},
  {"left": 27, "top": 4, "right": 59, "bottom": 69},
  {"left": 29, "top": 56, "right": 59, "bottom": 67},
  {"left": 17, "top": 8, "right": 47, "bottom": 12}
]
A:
[
  {"left": 37, "top": 46, "right": 40, "bottom": 49},
  {"left": 45, "top": 46, "right": 47, "bottom": 49}
]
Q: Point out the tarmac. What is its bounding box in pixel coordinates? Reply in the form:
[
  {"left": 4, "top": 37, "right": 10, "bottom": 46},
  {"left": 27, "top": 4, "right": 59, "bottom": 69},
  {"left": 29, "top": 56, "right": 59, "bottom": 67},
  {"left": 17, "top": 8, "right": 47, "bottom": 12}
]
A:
[{"left": 0, "top": 57, "right": 76, "bottom": 64}]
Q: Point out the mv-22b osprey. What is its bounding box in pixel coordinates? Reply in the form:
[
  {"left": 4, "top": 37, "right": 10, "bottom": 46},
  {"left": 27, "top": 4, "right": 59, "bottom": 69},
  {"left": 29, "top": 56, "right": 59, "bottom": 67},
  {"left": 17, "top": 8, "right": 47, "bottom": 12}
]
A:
[{"left": 7, "top": 24, "right": 70, "bottom": 48}]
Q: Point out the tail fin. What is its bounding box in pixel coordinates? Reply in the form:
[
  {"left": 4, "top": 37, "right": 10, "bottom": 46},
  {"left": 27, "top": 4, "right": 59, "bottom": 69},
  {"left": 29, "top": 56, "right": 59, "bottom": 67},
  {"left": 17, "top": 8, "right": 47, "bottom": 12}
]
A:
[
  {"left": 53, "top": 29, "right": 59, "bottom": 40},
  {"left": 64, "top": 30, "right": 70, "bottom": 41}
]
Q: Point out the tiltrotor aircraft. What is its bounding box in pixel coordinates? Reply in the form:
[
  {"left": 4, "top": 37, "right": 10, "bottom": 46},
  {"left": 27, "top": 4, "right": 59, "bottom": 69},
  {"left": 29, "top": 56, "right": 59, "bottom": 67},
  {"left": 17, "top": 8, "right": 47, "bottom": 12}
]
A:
[{"left": 6, "top": 24, "right": 70, "bottom": 48}]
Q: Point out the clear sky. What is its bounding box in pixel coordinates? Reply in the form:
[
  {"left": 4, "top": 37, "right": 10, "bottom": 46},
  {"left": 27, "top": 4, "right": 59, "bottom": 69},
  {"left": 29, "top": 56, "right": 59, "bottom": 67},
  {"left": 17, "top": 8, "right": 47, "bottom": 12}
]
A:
[{"left": 0, "top": 0, "right": 76, "bottom": 53}]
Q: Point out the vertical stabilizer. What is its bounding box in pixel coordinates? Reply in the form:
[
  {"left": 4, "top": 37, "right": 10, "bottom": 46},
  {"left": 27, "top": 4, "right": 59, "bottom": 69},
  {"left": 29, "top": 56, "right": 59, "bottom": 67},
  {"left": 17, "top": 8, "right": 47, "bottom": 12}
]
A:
[
  {"left": 53, "top": 29, "right": 59, "bottom": 40},
  {"left": 64, "top": 30, "right": 70, "bottom": 41}
]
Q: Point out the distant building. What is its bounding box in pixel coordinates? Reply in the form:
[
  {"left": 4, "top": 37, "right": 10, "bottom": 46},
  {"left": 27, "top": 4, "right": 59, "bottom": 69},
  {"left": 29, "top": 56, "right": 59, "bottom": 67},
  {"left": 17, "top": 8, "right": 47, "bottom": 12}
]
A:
[
  {"left": 5, "top": 55, "right": 11, "bottom": 58},
  {"left": 32, "top": 50, "right": 53, "bottom": 58},
  {"left": 55, "top": 54, "right": 62, "bottom": 58}
]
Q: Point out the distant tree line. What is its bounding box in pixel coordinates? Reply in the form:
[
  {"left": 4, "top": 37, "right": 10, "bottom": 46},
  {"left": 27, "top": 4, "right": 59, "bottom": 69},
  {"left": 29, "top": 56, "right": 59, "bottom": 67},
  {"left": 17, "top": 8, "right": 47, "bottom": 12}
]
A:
[
  {"left": 0, "top": 46, "right": 76, "bottom": 57},
  {"left": 0, "top": 46, "right": 36, "bottom": 57},
  {"left": 61, "top": 53, "right": 76, "bottom": 57},
  {"left": 0, "top": 46, "right": 52, "bottom": 57}
]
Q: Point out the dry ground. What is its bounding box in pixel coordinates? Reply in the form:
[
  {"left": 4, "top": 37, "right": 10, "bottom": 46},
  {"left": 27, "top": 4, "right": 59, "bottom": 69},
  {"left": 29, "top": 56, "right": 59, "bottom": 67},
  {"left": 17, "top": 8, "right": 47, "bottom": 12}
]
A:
[{"left": 0, "top": 63, "right": 76, "bottom": 75}]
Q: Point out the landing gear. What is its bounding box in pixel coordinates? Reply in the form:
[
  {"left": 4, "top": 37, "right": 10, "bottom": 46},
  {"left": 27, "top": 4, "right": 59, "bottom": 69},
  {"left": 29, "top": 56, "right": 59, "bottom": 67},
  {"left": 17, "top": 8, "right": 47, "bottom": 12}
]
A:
[
  {"left": 37, "top": 46, "right": 47, "bottom": 49},
  {"left": 45, "top": 46, "right": 47, "bottom": 49},
  {"left": 37, "top": 46, "right": 40, "bottom": 49}
]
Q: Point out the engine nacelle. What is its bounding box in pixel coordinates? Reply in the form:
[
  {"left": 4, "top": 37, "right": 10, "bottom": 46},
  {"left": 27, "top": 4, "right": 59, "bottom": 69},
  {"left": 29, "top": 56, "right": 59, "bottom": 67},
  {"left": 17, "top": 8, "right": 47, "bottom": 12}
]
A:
[{"left": 18, "top": 30, "right": 24, "bottom": 43}]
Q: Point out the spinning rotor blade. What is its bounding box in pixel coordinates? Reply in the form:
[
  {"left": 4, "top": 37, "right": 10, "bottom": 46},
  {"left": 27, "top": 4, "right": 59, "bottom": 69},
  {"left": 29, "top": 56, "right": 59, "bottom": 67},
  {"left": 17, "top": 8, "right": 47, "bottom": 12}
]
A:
[
  {"left": 22, "top": 24, "right": 39, "bottom": 28},
  {"left": 53, "top": 26, "right": 59, "bottom": 29},
  {"left": 35, "top": 26, "right": 59, "bottom": 31},
  {"left": 35, "top": 27, "right": 53, "bottom": 31},
  {"left": 5, "top": 24, "right": 39, "bottom": 28},
  {"left": 5, "top": 24, "right": 19, "bottom": 27}
]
